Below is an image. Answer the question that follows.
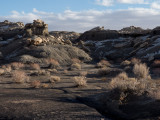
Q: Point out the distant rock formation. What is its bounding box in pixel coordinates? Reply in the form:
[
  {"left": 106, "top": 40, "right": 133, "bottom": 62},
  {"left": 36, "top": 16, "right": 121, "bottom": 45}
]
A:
[
  {"left": 118, "top": 26, "right": 151, "bottom": 37},
  {"left": 0, "top": 20, "right": 24, "bottom": 39},
  {"left": 77, "top": 26, "right": 119, "bottom": 41},
  {"left": 25, "top": 19, "right": 49, "bottom": 37}
]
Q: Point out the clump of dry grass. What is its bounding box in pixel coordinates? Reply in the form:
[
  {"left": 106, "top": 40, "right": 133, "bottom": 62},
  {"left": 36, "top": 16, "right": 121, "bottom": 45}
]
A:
[
  {"left": 0, "top": 69, "right": 5, "bottom": 75},
  {"left": 96, "top": 60, "right": 111, "bottom": 68},
  {"left": 50, "top": 76, "right": 61, "bottom": 83},
  {"left": 64, "top": 70, "right": 68, "bottom": 74},
  {"left": 121, "top": 60, "right": 131, "bottom": 66},
  {"left": 48, "top": 69, "right": 58, "bottom": 74},
  {"left": 97, "top": 68, "right": 110, "bottom": 76},
  {"left": 133, "top": 63, "right": 150, "bottom": 79},
  {"left": 71, "top": 63, "right": 81, "bottom": 70},
  {"left": 12, "top": 70, "right": 29, "bottom": 84},
  {"left": 41, "top": 83, "right": 49, "bottom": 88},
  {"left": 46, "top": 58, "right": 60, "bottom": 69},
  {"left": 73, "top": 76, "right": 87, "bottom": 87},
  {"left": 71, "top": 58, "right": 81, "bottom": 64},
  {"left": 10, "top": 62, "right": 24, "bottom": 70},
  {"left": 101, "top": 77, "right": 108, "bottom": 81},
  {"left": 79, "top": 71, "right": 88, "bottom": 76},
  {"left": 1, "top": 64, "right": 12, "bottom": 72},
  {"left": 110, "top": 72, "right": 138, "bottom": 90},
  {"left": 30, "top": 80, "right": 41, "bottom": 88},
  {"left": 131, "top": 58, "right": 141, "bottom": 65},
  {"left": 30, "top": 63, "right": 40, "bottom": 70}
]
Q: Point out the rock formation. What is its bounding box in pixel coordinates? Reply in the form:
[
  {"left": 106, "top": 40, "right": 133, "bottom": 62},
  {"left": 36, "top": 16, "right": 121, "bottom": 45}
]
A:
[
  {"left": 25, "top": 19, "right": 49, "bottom": 37},
  {"left": 0, "top": 20, "right": 24, "bottom": 39}
]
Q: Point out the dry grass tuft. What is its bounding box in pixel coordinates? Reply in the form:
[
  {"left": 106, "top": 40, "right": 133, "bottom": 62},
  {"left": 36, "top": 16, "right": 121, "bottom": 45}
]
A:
[
  {"left": 41, "top": 83, "right": 49, "bottom": 88},
  {"left": 71, "top": 58, "right": 81, "bottom": 64},
  {"left": 101, "top": 77, "right": 108, "bottom": 81},
  {"left": 0, "top": 69, "right": 5, "bottom": 75},
  {"left": 64, "top": 70, "right": 68, "bottom": 74},
  {"left": 131, "top": 58, "right": 141, "bottom": 65},
  {"left": 96, "top": 60, "right": 111, "bottom": 68},
  {"left": 133, "top": 63, "right": 150, "bottom": 79},
  {"left": 11, "top": 62, "right": 24, "bottom": 70},
  {"left": 97, "top": 68, "right": 110, "bottom": 76},
  {"left": 121, "top": 60, "right": 131, "bottom": 66},
  {"left": 79, "top": 71, "right": 88, "bottom": 76},
  {"left": 46, "top": 58, "right": 60, "bottom": 69},
  {"left": 73, "top": 76, "right": 87, "bottom": 87},
  {"left": 110, "top": 72, "right": 139, "bottom": 90},
  {"left": 30, "top": 80, "right": 41, "bottom": 88},
  {"left": 48, "top": 69, "right": 58, "bottom": 74},
  {"left": 12, "top": 70, "right": 29, "bottom": 84},
  {"left": 50, "top": 76, "right": 61, "bottom": 83},
  {"left": 71, "top": 63, "right": 81, "bottom": 70},
  {"left": 30, "top": 63, "right": 40, "bottom": 70}
]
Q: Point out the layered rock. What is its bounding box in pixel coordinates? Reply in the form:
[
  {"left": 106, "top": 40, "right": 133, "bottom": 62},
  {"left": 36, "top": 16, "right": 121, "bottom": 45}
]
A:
[
  {"left": 0, "top": 20, "right": 24, "bottom": 39},
  {"left": 25, "top": 19, "right": 49, "bottom": 37},
  {"left": 77, "top": 27, "right": 119, "bottom": 41},
  {"left": 118, "top": 26, "right": 151, "bottom": 37}
]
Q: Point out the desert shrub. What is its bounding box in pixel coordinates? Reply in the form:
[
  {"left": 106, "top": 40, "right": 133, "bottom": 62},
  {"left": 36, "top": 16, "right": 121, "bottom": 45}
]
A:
[
  {"left": 117, "top": 72, "right": 128, "bottom": 80},
  {"left": 96, "top": 60, "right": 111, "bottom": 68},
  {"left": 11, "top": 62, "right": 24, "bottom": 70},
  {"left": 71, "top": 58, "right": 81, "bottom": 64},
  {"left": 110, "top": 77, "right": 139, "bottom": 90},
  {"left": 48, "top": 69, "right": 58, "bottom": 74},
  {"left": 131, "top": 58, "right": 141, "bottom": 65},
  {"left": 42, "top": 83, "right": 49, "bottom": 88},
  {"left": 97, "top": 68, "right": 108, "bottom": 76},
  {"left": 121, "top": 60, "right": 131, "bottom": 66},
  {"left": 63, "top": 70, "right": 68, "bottom": 74},
  {"left": 0, "top": 69, "right": 5, "bottom": 75},
  {"left": 30, "top": 80, "right": 41, "bottom": 88},
  {"left": 101, "top": 77, "right": 108, "bottom": 81},
  {"left": 46, "top": 58, "right": 60, "bottom": 69},
  {"left": 73, "top": 76, "right": 87, "bottom": 87},
  {"left": 133, "top": 63, "right": 150, "bottom": 79},
  {"left": 71, "top": 63, "right": 81, "bottom": 70},
  {"left": 12, "top": 70, "right": 29, "bottom": 83},
  {"left": 30, "top": 63, "right": 40, "bottom": 70},
  {"left": 79, "top": 71, "right": 88, "bottom": 76},
  {"left": 50, "top": 76, "right": 61, "bottom": 83},
  {"left": 5, "top": 65, "right": 12, "bottom": 73}
]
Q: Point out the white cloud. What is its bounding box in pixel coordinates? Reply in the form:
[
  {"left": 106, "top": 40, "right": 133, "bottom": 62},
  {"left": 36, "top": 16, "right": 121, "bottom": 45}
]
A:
[
  {"left": 117, "top": 0, "right": 149, "bottom": 4},
  {"left": 151, "top": 2, "right": 160, "bottom": 9},
  {"left": 95, "top": 0, "right": 114, "bottom": 6},
  {"left": 1, "top": 8, "right": 160, "bottom": 32}
]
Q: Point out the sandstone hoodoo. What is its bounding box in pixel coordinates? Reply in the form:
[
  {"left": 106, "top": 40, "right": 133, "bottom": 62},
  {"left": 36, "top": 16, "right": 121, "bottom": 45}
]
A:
[{"left": 25, "top": 19, "right": 49, "bottom": 37}]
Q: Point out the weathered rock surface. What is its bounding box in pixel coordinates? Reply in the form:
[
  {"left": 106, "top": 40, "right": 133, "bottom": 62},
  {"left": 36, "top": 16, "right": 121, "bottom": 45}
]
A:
[
  {"left": 49, "top": 31, "right": 80, "bottom": 42},
  {"left": 0, "top": 20, "right": 24, "bottom": 39}
]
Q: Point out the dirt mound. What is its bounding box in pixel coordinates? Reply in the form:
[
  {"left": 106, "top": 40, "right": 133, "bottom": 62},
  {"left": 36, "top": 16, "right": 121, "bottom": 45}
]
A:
[{"left": 11, "top": 45, "right": 91, "bottom": 64}]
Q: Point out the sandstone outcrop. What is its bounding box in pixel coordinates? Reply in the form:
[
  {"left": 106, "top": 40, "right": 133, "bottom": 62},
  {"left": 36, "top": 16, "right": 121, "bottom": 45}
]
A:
[{"left": 25, "top": 19, "right": 49, "bottom": 37}]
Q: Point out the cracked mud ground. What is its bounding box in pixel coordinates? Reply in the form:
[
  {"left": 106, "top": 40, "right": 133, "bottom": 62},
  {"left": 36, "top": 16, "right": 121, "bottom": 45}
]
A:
[{"left": 0, "top": 64, "right": 109, "bottom": 120}]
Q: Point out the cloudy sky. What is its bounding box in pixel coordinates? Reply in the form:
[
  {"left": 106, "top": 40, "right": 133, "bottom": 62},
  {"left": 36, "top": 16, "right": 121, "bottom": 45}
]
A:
[{"left": 1, "top": 0, "right": 160, "bottom": 32}]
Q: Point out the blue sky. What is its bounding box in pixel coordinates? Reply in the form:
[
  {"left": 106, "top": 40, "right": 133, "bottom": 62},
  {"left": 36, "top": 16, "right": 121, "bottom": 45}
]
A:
[{"left": 1, "top": 0, "right": 160, "bottom": 32}]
